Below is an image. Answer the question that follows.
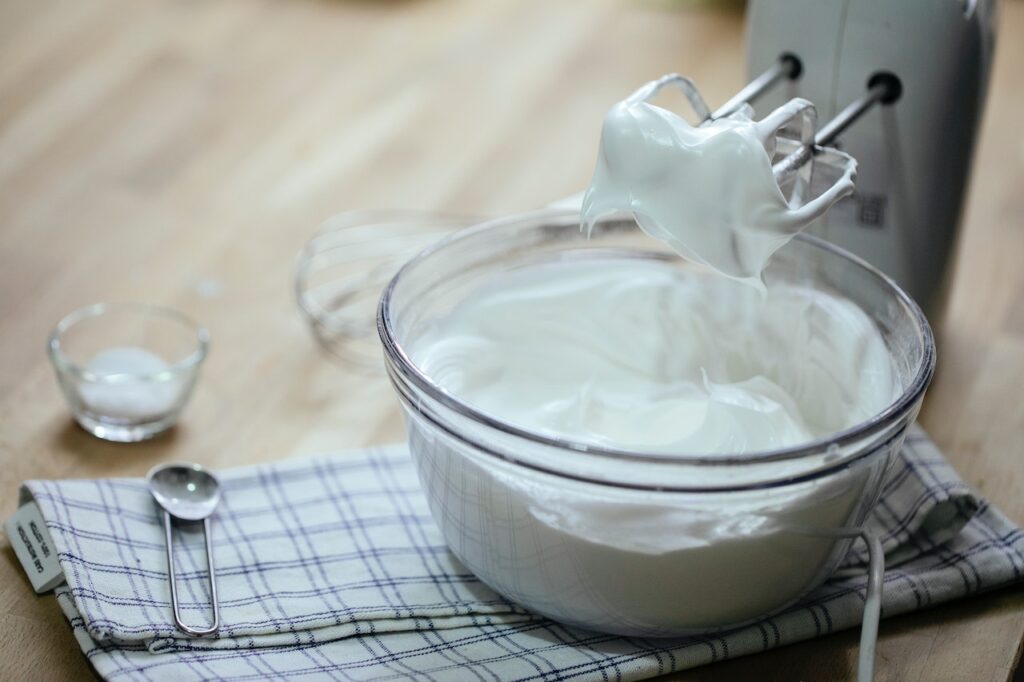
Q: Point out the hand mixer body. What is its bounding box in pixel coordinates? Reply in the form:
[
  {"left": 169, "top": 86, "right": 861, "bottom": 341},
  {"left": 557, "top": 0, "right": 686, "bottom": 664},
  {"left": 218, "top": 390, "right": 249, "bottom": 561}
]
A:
[{"left": 746, "top": 0, "right": 997, "bottom": 313}]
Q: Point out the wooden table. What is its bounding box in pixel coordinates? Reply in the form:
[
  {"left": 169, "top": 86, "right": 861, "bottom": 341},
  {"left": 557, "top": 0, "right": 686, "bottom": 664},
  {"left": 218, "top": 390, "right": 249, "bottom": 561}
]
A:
[{"left": 2, "top": 0, "right": 1022, "bottom": 679}]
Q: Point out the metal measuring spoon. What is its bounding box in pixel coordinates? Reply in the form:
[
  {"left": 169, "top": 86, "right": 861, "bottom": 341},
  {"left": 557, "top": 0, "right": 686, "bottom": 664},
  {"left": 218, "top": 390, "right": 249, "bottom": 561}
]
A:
[{"left": 147, "top": 462, "right": 221, "bottom": 636}]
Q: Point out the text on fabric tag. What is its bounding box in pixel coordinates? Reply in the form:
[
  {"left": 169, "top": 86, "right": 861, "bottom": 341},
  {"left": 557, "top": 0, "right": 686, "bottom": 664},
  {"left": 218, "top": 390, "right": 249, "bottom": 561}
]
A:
[{"left": 4, "top": 501, "right": 65, "bottom": 593}]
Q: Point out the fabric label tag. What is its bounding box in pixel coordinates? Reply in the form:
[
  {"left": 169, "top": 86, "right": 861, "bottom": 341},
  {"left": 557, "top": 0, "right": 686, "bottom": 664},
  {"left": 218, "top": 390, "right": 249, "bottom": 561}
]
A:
[{"left": 4, "top": 501, "right": 65, "bottom": 593}]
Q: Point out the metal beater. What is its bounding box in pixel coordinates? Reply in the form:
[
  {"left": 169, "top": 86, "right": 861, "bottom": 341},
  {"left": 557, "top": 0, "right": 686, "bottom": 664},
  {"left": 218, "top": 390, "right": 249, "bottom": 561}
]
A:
[{"left": 629, "top": 55, "right": 901, "bottom": 202}]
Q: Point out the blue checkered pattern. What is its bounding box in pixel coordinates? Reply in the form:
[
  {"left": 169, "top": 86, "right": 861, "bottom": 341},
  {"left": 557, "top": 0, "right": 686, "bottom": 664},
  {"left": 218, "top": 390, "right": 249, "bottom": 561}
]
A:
[{"left": 21, "top": 427, "right": 1024, "bottom": 681}]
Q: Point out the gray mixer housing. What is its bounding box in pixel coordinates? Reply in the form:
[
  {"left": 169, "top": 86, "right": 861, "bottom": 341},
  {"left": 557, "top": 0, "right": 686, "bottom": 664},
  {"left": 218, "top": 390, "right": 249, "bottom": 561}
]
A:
[{"left": 746, "top": 0, "right": 997, "bottom": 312}]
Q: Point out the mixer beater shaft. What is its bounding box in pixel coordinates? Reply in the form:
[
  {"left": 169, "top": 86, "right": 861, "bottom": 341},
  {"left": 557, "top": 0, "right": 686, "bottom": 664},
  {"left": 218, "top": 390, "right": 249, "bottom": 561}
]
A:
[
  {"left": 773, "top": 72, "right": 902, "bottom": 181},
  {"left": 710, "top": 54, "right": 802, "bottom": 121},
  {"left": 645, "top": 55, "right": 900, "bottom": 184}
]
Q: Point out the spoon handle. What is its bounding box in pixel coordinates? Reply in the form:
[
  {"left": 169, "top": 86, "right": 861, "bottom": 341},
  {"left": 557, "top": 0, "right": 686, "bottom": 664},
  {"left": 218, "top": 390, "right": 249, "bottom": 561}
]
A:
[{"left": 163, "top": 511, "right": 220, "bottom": 636}]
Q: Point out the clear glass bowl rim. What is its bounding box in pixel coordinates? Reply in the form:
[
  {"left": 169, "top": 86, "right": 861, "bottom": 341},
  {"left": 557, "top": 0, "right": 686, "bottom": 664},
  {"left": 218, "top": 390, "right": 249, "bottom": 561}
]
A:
[
  {"left": 48, "top": 302, "right": 210, "bottom": 384},
  {"left": 377, "top": 209, "right": 936, "bottom": 467}
]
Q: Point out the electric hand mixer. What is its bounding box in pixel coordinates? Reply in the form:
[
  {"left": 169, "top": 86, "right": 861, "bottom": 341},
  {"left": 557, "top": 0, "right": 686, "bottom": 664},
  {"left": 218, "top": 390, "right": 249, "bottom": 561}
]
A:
[
  {"left": 605, "top": 0, "right": 996, "bottom": 312},
  {"left": 744, "top": 0, "right": 998, "bottom": 311}
]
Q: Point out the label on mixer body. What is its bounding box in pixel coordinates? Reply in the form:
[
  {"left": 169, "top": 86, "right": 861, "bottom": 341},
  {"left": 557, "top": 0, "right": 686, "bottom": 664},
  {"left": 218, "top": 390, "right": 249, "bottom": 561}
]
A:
[{"left": 4, "top": 501, "right": 65, "bottom": 593}]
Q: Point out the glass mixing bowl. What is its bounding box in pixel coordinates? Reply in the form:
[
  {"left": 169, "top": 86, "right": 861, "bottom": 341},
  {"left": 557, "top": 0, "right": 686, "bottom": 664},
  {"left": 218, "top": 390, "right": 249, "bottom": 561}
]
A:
[{"left": 377, "top": 210, "right": 935, "bottom": 637}]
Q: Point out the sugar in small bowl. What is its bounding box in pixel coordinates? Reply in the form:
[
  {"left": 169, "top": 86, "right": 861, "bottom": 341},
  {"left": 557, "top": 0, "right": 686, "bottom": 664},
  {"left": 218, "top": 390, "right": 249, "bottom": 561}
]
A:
[{"left": 48, "top": 303, "right": 209, "bottom": 442}]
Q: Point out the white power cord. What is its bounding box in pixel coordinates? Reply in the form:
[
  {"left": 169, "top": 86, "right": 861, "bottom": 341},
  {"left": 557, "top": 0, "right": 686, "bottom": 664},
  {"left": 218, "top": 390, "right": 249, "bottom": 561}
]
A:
[
  {"left": 857, "top": 530, "right": 885, "bottom": 682},
  {"left": 828, "top": 528, "right": 884, "bottom": 682}
]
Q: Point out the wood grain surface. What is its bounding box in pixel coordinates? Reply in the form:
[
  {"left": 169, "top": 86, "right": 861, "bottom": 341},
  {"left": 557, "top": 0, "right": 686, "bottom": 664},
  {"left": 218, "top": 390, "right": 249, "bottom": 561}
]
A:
[{"left": 1, "top": 0, "right": 1022, "bottom": 680}]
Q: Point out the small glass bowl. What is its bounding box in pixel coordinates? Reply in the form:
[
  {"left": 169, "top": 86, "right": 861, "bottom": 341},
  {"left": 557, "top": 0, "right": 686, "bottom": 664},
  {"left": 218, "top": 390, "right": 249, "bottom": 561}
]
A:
[{"left": 48, "top": 303, "right": 209, "bottom": 442}]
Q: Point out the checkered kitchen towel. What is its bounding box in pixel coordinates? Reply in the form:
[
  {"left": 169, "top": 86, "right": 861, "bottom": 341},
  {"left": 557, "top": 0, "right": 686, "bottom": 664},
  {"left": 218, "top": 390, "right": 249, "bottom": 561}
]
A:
[{"left": 16, "top": 427, "right": 1024, "bottom": 681}]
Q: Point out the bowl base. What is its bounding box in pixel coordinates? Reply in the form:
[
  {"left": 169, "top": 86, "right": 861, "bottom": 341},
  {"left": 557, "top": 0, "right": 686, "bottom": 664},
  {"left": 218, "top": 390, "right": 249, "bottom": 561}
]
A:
[{"left": 74, "top": 413, "right": 177, "bottom": 443}]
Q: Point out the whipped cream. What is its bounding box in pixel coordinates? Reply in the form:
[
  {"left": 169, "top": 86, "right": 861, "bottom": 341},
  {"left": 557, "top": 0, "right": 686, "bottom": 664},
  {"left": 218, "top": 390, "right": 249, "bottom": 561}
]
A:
[
  {"left": 411, "top": 258, "right": 895, "bottom": 454},
  {"left": 581, "top": 81, "right": 856, "bottom": 286},
  {"left": 411, "top": 78, "right": 876, "bottom": 454}
]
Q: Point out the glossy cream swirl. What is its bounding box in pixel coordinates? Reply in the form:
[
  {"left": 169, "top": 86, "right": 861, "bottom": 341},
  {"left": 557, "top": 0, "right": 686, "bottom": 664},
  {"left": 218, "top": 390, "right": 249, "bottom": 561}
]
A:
[{"left": 411, "top": 259, "right": 895, "bottom": 454}]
